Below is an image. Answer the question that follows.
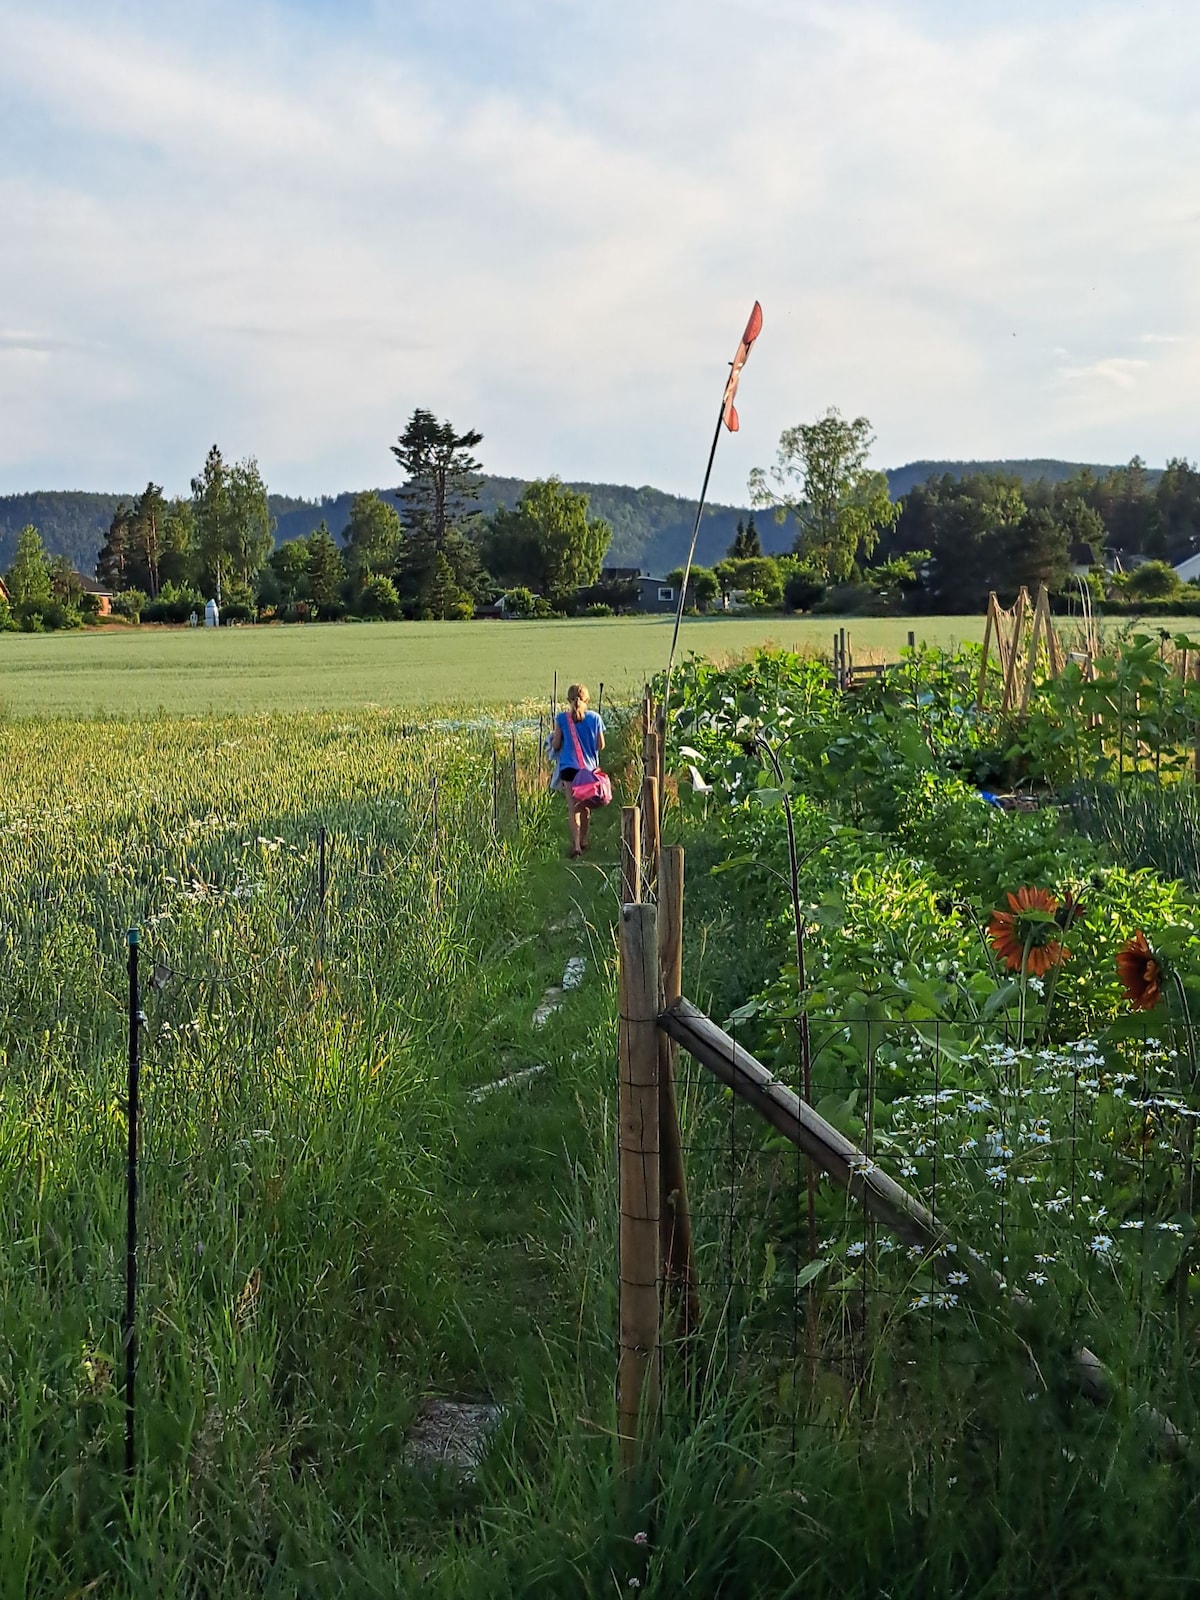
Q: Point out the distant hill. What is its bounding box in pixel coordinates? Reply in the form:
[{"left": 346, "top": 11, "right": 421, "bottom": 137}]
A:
[
  {"left": 882, "top": 458, "right": 1131, "bottom": 499},
  {"left": 0, "top": 480, "right": 784, "bottom": 576},
  {"left": 0, "top": 459, "right": 1158, "bottom": 576}
]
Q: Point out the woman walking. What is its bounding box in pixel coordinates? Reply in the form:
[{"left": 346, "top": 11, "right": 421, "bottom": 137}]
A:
[{"left": 551, "top": 683, "right": 606, "bottom": 858}]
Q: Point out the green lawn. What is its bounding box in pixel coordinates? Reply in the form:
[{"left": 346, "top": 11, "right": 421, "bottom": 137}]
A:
[{"left": 0, "top": 614, "right": 986, "bottom": 718}]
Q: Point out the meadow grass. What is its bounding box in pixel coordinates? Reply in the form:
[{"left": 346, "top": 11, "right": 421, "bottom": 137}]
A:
[
  {"left": 7, "top": 685, "right": 1200, "bottom": 1595},
  {"left": 0, "top": 614, "right": 985, "bottom": 719}
]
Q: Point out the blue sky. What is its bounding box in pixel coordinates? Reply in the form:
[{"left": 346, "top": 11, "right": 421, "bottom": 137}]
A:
[{"left": 2, "top": 0, "right": 1199, "bottom": 501}]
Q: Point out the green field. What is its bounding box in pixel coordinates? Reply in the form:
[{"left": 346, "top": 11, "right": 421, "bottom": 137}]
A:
[{"left": 0, "top": 615, "right": 986, "bottom": 718}]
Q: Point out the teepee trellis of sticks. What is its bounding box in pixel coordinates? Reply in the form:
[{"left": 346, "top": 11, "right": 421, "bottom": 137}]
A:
[{"left": 977, "top": 583, "right": 1079, "bottom": 715}]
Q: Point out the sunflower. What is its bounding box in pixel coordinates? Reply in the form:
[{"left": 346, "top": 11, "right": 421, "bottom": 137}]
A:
[
  {"left": 1116, "top": 931, "right": 1161, "bottom": 1010},
  {"left": 988, "top": 886, "right": 1069, "bottom": 976}
]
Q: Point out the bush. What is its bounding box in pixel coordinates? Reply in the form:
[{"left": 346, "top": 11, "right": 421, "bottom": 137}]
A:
[
  {"left": 356, "top": 575, "right": 402, "bottom": 620},
  {"left": 502, "top": 587, "right": 553, "bottom": 619},
  {"left": 784, "top": 569, "right": 826, "bottom": 612},
  {"left": 143, "top": 582, "right": 204, "bottom": 625},
  {"left": 1125, "top": 560, "right": 1181, "bottom": 601},
  {"left": 1097, "top": 597, "right": 1200, "bottom": 617},
  {"left": 111, "top": 590, "right": 146, "bottom": 622},
  {"left": 813, "top": 582, "right": 888, "bottom": 616},
  {"left": 16, "top": 600, "right": 82, "bottom": 631},
  {"left": 78, "top": 592, "right": 102, "bottom": 620},
  {"left": 581, "top": 603, "right": 613, "bottom": 618},
  {"left": 572, "top": 579, "right": 639, "bottom": 613}
]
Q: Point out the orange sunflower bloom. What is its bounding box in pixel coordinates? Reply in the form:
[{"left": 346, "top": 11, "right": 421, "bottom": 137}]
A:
[
  {"left": 1116, "top": 931, "right": 1161, "bottom": 1010},
  {"left": 988, "top": 886, "right": 1069, "bottom": 976}
]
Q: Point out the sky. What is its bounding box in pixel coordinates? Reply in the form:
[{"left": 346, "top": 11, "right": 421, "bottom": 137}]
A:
[{"left": 1, "top": 0, "right": 1199, "bottom": 503}]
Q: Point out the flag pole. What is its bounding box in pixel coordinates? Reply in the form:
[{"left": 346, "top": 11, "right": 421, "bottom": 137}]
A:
[
  {"left": 659, "top": 301, "right": 762, "bottom": 807},
  {"left": 663, "top": 406, "right": 725, "bottom": 716}
]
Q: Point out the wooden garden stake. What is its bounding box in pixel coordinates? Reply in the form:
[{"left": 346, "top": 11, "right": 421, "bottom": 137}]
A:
[
  {"left": 618, "top": 903, "right": 660, "bottom": 1474},
  {"left": 1000, "top": 586, "right": 1030, "bottom": 716},
  {"left": 978, "top": 593, "right": 997, "bottom": 711},
  {"left": 1044, "top": 586, "right": 1065, "bottom": 677},
  {"left": 1019, "top": 586, "right": 1048, "bottom": 715},
  {"left": 657, "top": 848, "right": 699, "bottom": 1349},
  {"left": 621, "top": 806, "right": 642, "bottom": 905}
]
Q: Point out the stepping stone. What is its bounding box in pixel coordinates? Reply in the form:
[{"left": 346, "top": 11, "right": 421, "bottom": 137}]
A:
[
  {"left": 404, "top": 1398, "right": 503, "bottom": 1481},
  {"left": 531, "top": 988, "right": 562, "bottom": 1027},
  {"left": 469, "top": 1064, "right": 546, "bottom": 1102},
  {"left": 562, "top": 955, "right": 586, "bottom": 990}
]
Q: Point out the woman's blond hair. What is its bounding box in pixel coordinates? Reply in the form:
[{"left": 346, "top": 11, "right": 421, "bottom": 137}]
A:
[{"left": 566, "top": 683, "right": 590, "bottom": 722}]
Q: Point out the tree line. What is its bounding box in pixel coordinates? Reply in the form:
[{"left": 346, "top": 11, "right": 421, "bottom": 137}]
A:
[
  {"left": 6, "top": 404, "right": 1200, "bottom": 631},
  {"left": 0, "top": 411, "right": 616, "bottom": 630},
  {"left": 675, "top": 417, "right": 1200, "bottom": 618}
]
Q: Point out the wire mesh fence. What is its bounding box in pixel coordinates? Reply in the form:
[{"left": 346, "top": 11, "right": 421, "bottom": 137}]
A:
[{"left": 658, "top": 1010, "right": 1200, "bottom": 1453}]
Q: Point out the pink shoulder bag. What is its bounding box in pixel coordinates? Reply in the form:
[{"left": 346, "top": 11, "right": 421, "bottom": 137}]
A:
[{"left": 564, "top": 713, "right": 613, "bottom": 809}]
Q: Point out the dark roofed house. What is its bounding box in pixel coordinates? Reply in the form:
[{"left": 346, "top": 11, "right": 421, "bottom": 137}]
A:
[
  {"left": 636, "top": 576, "right": 679, "bottom": 614},
  {"left": 75, "top": 574, "right": 114, "bottom": 615}
]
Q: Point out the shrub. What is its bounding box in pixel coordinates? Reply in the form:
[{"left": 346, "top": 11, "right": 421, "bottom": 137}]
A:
[
  {"left": 143, "top": 581, "right": 204, "bottom": 624},
  {"left": 573, "top": 578, "right": 639, "bottom": 613},
  {"left": 813, "top": 582, "right": 887, "bottom": 616},
  {"left": 111, "top": 590, "right": 146, "bottom": 622},
  {"left": 502, "top": 587, "right": 553, "bottom": 619},
  {"left": 581, "top": 603, "right": 613, "bottom": 618},
  {"left": 1125, "top": 560, "right": 1181, "bottom": 600},
  {"left": 16, "top": 600, "right": 81, "bottom": 631},
  {"left": 356, "top": 575, "right": 402, "bottom": 620},
  {"left": 784, "top": 568, "right": 826, "bottom": 612}
]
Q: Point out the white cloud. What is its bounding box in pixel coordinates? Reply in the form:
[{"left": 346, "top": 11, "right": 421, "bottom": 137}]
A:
[{"left": 1, "top": 0, "right": 1199, "bottom": 498}]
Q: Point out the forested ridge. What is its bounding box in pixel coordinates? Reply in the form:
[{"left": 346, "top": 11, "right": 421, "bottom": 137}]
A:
[{"left": 0, "top": 460, "right": 1131, "bottom": 576}]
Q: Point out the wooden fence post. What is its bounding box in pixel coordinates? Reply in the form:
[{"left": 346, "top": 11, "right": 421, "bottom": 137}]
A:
[
  {"left": 657, "top": 847, "right": 699, "bottom": 1349},
  {"left": 640, "top": 774, "right": 660, "bottom": 894},
  {"left": 618, "top": 903, "right": 660, "bottom": 1473},
  {"left": 621, "top": 806, "right": 642, "bottom": 905}
]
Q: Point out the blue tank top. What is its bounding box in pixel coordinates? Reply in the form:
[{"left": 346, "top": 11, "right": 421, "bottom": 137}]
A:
[{"left": 556, "top": 709, "right": 604, "bottom": 775}]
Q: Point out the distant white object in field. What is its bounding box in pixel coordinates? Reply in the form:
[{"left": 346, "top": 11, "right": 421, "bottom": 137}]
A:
[
  {"left": 204, "top": 598, "right": 219, "bottom": 628},
  {"left": 188, "top": 610, "right": 198, "bottom": 628}
]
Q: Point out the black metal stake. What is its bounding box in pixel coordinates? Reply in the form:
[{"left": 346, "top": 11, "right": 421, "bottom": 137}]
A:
[
  {"left": 124, "top": 927, "right": 140, "bottom": 1478},
  {"left": 317, "top": 825, "right": 328, "bottom": 971}
]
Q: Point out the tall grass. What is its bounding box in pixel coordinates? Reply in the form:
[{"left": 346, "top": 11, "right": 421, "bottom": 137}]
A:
[{"left": 1071, "top": 778, "right": 1200, "bottom": 888}]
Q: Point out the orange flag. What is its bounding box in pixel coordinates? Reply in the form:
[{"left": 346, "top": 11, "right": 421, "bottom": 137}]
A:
[{"left": 721, "top": 300, "right": 763, "bottom": 432}]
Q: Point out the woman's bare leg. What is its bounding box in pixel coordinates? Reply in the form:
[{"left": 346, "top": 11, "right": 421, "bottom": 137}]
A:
[
  {"left": 566, "top": 795, "right": 582, "bottom": 856},
  {"left": 579, "top": 806, "right": 591, "bottom": 851}
]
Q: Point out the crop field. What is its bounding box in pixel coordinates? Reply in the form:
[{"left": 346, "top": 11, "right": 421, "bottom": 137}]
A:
[
  {"left": 0, "top": 614, "right": 987, "bottom": 718},
  {"left": 1, "top": 708, "right": 643, "bottom": 1595}
]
